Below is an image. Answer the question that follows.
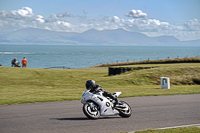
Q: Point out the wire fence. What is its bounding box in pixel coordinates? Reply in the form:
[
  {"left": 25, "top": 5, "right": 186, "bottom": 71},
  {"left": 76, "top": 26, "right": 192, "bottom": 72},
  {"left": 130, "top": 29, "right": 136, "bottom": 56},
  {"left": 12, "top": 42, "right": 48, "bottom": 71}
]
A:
[
  {"left": 44, "top": 66, "right": 71, "bottom": 69},
  {"left": 96, "top": 55, "right": 200, "bottom": 66}
]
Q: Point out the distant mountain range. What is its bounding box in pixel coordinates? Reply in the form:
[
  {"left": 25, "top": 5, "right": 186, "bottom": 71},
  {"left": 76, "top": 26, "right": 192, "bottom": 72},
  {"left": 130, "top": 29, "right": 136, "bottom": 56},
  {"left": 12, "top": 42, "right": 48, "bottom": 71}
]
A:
[{"left": 0, "top": 28, "right": 199, "bottom": 46}]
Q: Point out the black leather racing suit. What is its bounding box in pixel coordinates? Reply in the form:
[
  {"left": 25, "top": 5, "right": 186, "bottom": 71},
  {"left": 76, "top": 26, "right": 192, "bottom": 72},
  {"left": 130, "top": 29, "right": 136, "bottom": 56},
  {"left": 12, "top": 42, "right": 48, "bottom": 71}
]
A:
[
  {"left": 89, "top": 84, "right": 118, "bottom": 103},
  {"left": 11, "top": 59, "right": 16, "bottom": 67}
]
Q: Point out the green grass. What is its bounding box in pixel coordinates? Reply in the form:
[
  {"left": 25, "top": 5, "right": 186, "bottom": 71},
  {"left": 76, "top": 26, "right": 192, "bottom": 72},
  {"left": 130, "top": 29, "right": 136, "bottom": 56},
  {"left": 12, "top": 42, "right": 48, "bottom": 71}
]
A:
[
  {"left": 0, "top": 62, "right": 200, "bottom": 105},
  {"left": 134, "top": 126, "right": 200, "bottom": 133}
]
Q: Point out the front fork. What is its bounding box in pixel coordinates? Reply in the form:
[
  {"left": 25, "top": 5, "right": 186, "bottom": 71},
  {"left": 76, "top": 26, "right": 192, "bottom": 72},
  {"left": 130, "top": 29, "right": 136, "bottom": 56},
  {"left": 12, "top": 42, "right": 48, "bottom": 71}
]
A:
[{"left": 88, "top": 102, "right": 98, "bottom": 111}]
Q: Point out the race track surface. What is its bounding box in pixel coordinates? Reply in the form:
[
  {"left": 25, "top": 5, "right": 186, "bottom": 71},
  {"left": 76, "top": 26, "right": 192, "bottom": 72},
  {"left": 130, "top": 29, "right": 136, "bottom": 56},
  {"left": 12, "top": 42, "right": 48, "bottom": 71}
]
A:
[{"left": 0, "top": 94, "right": 200, "bottom": 133}]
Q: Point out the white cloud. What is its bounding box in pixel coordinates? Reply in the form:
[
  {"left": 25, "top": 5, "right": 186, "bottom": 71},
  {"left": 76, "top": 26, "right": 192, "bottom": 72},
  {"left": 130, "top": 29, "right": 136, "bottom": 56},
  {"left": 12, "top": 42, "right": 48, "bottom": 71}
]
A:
[
  {"left": 83, "top": 10, "right": 87, "bottom": 14},
  {"left": 56, "top": 11, "right": 73, "bottom": 18},
  {"left": 15, "top": 7, "right": 33, "bottom": 17},
  {"left": 0, "top": 7, "right": 200, "bottom": 41},
  {"left": 184, "top": 18, "right": 200, "bottom": 31},
  {"left": 0, "top": 7, "right": 33, "bottom": 19},
  {"left": 44, "top": 26, "right": 51, "bottom": 30},
  {"left": 112, "top": 16, "right": 120, "bottom": 23},
  {"left": 126, "top": 9, "right": 147, "bottom": 18},
  {"left": 0, "top": 7, "right": 76, "bottom": 33},
  {"left": 57, "top": 20, "right": 71, "bottom": 27},
  {"left": 49, "top": 13, "right": 58, "bottom": 19},
  {"left": 36, "top": 15, "right": 45, "bottom": 23}
]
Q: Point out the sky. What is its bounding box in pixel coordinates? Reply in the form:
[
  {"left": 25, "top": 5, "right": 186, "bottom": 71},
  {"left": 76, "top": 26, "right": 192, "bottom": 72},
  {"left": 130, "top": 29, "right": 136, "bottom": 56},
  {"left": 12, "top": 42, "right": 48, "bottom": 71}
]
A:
[{"left": 0, "top": 0, "right": 200, "bottom": 41}]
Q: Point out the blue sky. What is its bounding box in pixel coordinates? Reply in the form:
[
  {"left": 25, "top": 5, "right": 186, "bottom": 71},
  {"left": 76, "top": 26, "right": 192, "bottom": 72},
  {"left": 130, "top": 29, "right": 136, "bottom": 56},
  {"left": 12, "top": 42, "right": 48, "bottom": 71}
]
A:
[{"left": 0, "top": 0, "right": 200, "bottom": 41}]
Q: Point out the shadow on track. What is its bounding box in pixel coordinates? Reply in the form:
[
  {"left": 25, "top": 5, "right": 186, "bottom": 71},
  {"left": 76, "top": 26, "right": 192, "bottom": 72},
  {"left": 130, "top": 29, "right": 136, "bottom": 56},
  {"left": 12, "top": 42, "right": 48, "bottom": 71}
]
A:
[{"left": 50, "top": 116, "right": 121, "bottom": 121}]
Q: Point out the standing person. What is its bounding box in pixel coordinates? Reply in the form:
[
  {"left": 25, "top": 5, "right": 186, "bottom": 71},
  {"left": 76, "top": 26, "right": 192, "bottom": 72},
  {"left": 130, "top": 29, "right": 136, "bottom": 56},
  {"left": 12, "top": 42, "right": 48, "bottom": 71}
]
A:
[
  {"left": 21, "top": 57, "right": 28, "bottom": 68},
  {"left": 11, "top": 57, "right": 17, "bottom": 67}
]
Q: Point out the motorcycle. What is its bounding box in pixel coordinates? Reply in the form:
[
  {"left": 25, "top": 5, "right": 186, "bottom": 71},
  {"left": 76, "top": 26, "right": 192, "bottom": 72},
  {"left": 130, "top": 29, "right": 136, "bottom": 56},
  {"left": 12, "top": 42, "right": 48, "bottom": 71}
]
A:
[
  {"left": 14, "top": 61, "right": 20, "bottom": 67},
  {"left": 81, "top": 89, "right": 132, "bottom": 119}
]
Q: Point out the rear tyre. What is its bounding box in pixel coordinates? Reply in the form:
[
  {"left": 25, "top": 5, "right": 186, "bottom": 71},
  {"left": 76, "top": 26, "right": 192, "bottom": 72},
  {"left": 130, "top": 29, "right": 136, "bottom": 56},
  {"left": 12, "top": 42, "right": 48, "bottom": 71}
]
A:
[
  {"left": 83, "top": 102, "right": 100, "bottom": 119},
  {"left": 118, "top": 101, "right": 132, "bottom": 118}
]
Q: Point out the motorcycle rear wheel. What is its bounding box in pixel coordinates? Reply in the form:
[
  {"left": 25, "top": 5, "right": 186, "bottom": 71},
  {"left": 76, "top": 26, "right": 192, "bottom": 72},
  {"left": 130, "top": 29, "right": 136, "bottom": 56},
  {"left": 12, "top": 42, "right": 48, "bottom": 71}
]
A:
[
  {"left": 83, "top": 102, "right": 100, "bottom": 119},
  {"left": 118, "top": 101, "right": 132, "bottom": 118}
]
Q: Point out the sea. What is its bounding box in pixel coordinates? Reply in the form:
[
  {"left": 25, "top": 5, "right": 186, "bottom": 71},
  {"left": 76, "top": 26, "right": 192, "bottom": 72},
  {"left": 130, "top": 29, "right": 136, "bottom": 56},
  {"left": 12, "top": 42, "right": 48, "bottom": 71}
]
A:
[{"left": 0, "top": 45, "right": 200, "bottom": 69}]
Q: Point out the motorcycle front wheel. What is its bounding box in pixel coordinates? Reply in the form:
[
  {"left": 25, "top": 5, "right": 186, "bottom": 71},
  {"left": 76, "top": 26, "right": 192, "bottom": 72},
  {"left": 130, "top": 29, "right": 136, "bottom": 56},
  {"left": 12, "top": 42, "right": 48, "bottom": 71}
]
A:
[
  {"left": 118, "top": 101, "right": 132, "bottom": 118},
  {"left": 83, "top": 102, "right": 100, "bottom": 119}
]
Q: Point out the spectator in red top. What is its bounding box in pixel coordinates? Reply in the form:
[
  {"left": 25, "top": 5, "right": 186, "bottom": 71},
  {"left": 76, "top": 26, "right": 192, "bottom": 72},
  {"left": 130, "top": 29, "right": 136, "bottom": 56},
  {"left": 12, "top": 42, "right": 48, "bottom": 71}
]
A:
[{"left": 21, "top": 57, "right": 28, "bottom": 68}]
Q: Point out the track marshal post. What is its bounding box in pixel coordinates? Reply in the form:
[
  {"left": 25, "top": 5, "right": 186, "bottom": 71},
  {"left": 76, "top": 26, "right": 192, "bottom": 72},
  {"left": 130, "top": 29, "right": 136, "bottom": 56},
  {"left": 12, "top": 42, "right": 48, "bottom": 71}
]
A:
[{"left": 161, "top": 77, "right": 170, "bottom": 89}]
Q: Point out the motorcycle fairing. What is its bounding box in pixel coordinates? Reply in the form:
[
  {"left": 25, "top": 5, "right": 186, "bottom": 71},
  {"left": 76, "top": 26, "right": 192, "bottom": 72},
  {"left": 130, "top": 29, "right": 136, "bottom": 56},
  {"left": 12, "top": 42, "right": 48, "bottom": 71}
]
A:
[
  {"left": 81, "top": 90, "right": 119, "bottom": 116},
  {"left": 113, "top": 92, "right": 121, "bottom": 98}
]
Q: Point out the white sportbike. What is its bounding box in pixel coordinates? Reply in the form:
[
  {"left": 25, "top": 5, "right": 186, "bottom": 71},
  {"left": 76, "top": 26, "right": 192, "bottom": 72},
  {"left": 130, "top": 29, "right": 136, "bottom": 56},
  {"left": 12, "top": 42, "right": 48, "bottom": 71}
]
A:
[{"left": 81, "top": 89, "right": 132, "bottom": 119}]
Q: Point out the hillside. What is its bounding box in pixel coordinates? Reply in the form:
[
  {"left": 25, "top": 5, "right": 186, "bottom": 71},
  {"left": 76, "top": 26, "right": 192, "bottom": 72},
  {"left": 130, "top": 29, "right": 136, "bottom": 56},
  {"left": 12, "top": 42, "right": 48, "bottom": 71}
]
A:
[
  {"left": 0, "top": 28, "right": 199, "bottom": 46},
  {"left": 0, "top": 28, "right": 78, "bottom": 44}
]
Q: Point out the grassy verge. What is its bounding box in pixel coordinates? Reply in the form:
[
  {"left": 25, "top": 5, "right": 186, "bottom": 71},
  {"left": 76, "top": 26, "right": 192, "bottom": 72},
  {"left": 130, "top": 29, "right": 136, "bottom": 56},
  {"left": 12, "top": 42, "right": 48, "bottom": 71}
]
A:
[
  {"left": 0, "top": 61, "right": 200, "bottom": 105},
  {"left": 134, "top": 126, "right": 200, "bottom": 133}
]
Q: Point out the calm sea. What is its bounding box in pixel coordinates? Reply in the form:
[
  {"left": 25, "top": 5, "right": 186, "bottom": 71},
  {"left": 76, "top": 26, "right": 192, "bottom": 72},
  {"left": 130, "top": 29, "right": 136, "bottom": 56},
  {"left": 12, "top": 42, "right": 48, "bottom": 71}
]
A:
[{"left": 0, "top": 45, "right": 199, "bottom": 68}]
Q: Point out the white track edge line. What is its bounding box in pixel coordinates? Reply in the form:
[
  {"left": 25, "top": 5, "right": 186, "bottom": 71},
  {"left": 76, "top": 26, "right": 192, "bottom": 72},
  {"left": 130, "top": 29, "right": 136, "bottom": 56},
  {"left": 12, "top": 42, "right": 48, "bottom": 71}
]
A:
[
  {"left": 129, "top": 123, "right": 200, "bottom": 133},
  {"left": 157, "top": 123, "right": 200, "bottom": 130}
]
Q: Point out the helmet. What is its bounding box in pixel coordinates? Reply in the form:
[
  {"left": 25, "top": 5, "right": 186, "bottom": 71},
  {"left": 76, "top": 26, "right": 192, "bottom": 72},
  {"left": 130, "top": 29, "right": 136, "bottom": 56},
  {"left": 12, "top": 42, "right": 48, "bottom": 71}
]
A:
[
  {"left": 85, "top": 80, "right": 95, "bottom": 90},
  {"left": 14, "top": 57, "right": 17, "bottom": 59}
]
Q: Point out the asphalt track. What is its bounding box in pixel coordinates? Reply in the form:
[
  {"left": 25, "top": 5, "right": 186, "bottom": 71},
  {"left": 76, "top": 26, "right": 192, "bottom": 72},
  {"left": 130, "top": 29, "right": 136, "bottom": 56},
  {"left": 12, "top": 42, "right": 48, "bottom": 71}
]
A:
[{"left": 0, "top": 94, "right": 200, "bottom": 133}]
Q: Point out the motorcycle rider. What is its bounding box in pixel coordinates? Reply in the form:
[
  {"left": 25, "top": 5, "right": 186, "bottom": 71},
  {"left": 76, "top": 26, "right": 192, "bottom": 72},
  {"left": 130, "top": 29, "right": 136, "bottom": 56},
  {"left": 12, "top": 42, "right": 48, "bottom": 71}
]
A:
[{"left": 85, "top": 80, "right": 120, "bottom": 106}]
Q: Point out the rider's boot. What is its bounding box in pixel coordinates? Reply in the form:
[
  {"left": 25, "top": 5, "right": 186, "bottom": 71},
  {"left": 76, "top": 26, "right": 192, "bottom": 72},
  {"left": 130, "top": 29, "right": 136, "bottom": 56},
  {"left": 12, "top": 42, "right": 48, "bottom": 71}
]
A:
[
  {"left": 114, "top": 99, "right": 127, "bottom": 109},
  {"left": 114, "top": 98, "right": 122, "bottom": 107}
]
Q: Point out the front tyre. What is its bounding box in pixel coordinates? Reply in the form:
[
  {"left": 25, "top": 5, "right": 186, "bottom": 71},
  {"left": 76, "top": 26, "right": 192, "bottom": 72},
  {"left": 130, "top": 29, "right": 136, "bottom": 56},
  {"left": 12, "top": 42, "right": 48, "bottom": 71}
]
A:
[
  {"left": 83, "top": 102, "right": 100, "bottom": 119},
  {"left": 118, "top": 101, "right": 132, "bottom": 118}
]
